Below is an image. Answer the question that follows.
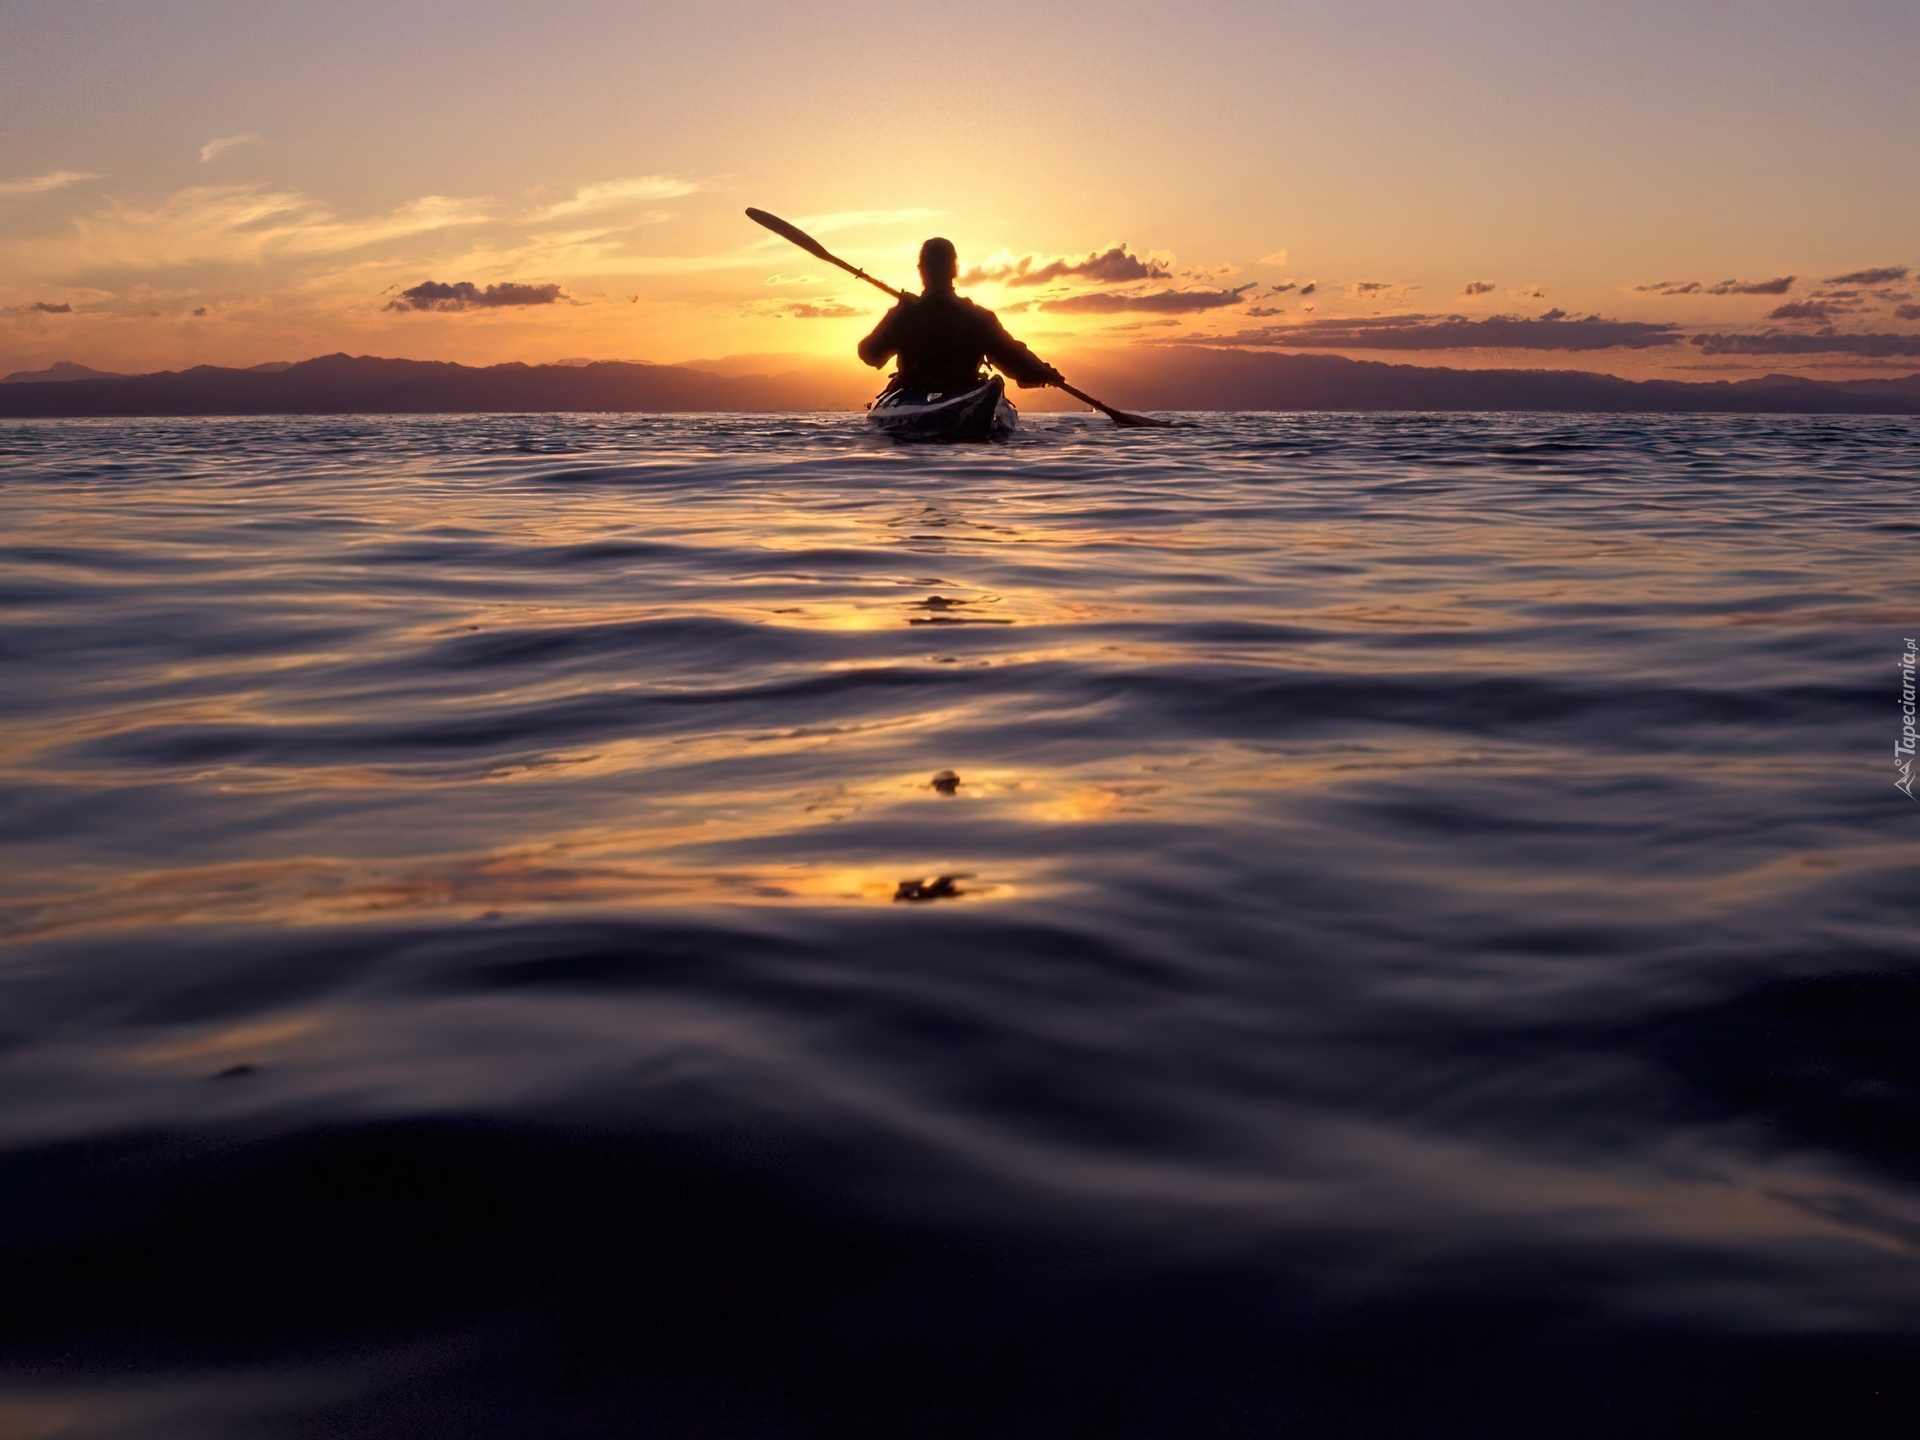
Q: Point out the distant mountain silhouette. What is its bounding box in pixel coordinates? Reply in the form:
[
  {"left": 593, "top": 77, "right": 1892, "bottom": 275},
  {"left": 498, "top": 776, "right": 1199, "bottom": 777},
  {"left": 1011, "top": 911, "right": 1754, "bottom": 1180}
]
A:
[
  {"left": 0, "top": 353, "right": 872, "bottom": 417},
  {"left": 1061, "top": 347, "right": 1920, "bottom": 415},
  {"left": 1, "top": 360, "right": 129, "bottom": 384},
  {"left": 0, "top": 348, "right": 1915, "bottom": 416}
]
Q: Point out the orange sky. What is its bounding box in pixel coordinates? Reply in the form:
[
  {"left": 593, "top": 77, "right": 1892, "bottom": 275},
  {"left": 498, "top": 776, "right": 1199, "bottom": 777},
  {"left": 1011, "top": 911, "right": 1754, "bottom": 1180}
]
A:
[{"left": 3, "top": 0, "right": 1917, "bottom": 384}]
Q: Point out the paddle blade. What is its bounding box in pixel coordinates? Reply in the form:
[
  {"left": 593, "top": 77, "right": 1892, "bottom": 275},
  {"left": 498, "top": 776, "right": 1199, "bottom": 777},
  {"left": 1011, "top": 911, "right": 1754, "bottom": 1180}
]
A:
[
  {"left": 1056, "top": 380, "right": 1175, "bottom": 429},
  {"left": 1106, "top": 408, "right": 1176, "bottom": 428},
  {"left": 745, "top": 208, "right": 833, "bottom": 263}
]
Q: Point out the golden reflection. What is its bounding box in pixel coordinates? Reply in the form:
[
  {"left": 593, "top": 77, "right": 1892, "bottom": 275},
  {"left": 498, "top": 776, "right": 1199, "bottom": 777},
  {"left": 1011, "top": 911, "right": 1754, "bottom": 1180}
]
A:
[
  {"left": 0, "top": 850, "right": 1030, "bottom": 942},
  {"left": 5, "top": 726, "right": 1909, "bottom": 943}
]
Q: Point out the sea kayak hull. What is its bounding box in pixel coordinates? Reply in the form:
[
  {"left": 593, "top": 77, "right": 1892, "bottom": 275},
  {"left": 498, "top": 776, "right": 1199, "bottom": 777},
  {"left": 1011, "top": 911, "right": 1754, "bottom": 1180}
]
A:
[{"left": 867, "top": 375, "right": 1015, "bottom": 442}]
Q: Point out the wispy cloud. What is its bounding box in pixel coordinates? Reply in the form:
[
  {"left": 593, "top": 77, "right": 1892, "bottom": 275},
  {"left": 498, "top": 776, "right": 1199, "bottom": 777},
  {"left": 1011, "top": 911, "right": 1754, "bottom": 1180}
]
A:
[
  {"left": 1691, "top": 329, "right": 1920, "bottom": 357},
  {"left": 1039, "top": 285, "right": 1252, "bottom": 315},
  {"left": 1824, "top": 265, "right": 1909, "bottom": 286},
  {"left": 742, "top": 297, "right": 867, "bottom": 319},
  {"left": 198, "top": 134, "right": 264, "bottom": 163},
  {"left": 1200, "top": 311, "right": 1680, "bottom": 351},
  {"left": 964, "top": 246, "right": 1169, "bottom": 289},
  {"left": 1638, "top": 276, "right": 1795, "bottom": 296},
  {"left": 780, "top": 301, "right": 861, "bottom": 319},
  {"left": 32, "top": 186, "right": 494, "bottom": 272},
  {"left": 0, "top": 170, "right": 101, "bottom": 197},
  {"left": 1896, "top": 304, "right": 1920, "bottom": 322},
  {"left": 385, "top": 280, "right": 565, "bottom": 312},
  {"left": 1710, "top": 276, "right": 1794, "bottom": 295},
  {"left": 534, "top": 176, "right": 697, "bottom": 221},
  {"left": 30, "top": 301, "right": 73, "bottom": 314},
  {"left": 1768, "top": 300, "right": 1839, "bottom": 321},
  {"left": 1462, "top": 281, "right": 1496, "bottom": 296},
  {"left": 1257, "top": 250, "right": 1288, "bottom": 266}
]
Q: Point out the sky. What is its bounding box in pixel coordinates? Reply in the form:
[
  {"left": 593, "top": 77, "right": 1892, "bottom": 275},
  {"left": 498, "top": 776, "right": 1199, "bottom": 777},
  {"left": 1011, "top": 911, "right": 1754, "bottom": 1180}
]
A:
[{"left": 2, "top": 0, "right": 1917, "bottom": 382}]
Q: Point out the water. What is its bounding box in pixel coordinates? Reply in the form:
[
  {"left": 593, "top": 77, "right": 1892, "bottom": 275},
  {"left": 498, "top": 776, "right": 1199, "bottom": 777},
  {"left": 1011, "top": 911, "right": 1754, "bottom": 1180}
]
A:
[{"left": 2, "top": 412, "right": 1917, "bottom": 1437}]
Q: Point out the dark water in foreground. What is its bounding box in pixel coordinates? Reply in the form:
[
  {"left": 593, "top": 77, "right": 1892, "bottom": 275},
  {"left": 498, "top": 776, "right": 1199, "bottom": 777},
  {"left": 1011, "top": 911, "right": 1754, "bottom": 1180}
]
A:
[{"left": 2, "top": 412, "right": 1918, "bottom": 1437}]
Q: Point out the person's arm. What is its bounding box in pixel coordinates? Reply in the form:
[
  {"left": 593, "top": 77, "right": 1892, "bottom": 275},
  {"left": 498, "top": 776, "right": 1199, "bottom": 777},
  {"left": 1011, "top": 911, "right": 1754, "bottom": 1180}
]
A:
[
  {"left": 980, "top": 314, "right": 1064, "bottom": 389},
  {"left": 858, "top": 304, "right": 905, "bottom": 369}
]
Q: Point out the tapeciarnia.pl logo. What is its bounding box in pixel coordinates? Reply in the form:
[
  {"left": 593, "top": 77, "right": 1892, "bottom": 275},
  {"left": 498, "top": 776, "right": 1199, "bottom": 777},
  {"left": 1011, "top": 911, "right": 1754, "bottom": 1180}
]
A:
[{"left": 1899, "top": 637, "right": 1917, "bottom": 800}]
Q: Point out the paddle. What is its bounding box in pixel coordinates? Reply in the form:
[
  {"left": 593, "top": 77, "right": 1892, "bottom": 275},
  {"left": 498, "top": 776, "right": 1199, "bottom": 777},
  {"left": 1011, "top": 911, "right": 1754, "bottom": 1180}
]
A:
[{"left": 746, "top": 207, "right": 1174, "bottom": 429}]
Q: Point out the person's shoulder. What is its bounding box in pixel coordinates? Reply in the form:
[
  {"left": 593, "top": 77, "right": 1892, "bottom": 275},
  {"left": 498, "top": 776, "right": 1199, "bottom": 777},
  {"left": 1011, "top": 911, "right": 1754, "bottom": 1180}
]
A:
[{"left": 952, "top": 294, "right": 1001, "bottom": 324}]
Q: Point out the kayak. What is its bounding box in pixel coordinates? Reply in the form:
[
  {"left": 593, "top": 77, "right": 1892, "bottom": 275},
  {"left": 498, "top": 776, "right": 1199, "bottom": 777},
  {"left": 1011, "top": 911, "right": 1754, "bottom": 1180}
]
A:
[{"left": 867, "top": 374, "right": 1015, "bottom": 441}]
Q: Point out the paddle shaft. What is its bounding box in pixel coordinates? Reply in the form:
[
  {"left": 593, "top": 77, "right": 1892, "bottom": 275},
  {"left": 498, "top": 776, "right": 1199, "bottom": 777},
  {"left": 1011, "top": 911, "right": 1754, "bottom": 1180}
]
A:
[
  {"left": 1055, "top": 381, "right": 1137, "bottom": 425},
  {"left": 745, "top": 207, "right": 1171, "bottom": 427}
]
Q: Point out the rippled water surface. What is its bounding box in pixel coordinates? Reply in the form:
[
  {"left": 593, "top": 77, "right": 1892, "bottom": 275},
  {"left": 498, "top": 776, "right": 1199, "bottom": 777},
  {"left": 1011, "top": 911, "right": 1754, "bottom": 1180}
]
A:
[{"left": 3, "top": 412, "right": 1918, "bottom": 1437}]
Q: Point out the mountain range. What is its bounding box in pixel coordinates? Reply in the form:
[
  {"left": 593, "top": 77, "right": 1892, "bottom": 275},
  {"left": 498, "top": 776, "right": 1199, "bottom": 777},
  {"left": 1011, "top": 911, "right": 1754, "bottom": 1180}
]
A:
[{"left": 2, "top": 350, "right": 1917, "bottom": 416}]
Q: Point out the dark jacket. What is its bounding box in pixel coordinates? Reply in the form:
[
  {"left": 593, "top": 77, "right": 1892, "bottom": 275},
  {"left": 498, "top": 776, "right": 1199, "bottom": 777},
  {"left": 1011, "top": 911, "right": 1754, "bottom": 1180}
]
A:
[{"left": 858, "top": 289, "right": 1060, "bottom": 392}]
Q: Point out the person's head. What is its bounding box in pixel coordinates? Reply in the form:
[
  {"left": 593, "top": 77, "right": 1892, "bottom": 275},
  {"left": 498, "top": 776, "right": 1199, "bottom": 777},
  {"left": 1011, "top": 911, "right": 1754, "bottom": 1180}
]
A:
[{"left": 918, "top": 237, "right": 958, "bottom": 292}]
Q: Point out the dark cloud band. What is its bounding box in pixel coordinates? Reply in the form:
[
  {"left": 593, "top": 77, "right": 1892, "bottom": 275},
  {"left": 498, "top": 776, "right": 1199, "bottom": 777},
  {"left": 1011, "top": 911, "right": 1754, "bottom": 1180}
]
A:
[
  {"left": 1824, "top": 266, "right": 1910, "bottom": 286},
  {"left": 1690, "top": 329, "right": 1920, "bottom": 357},
  {"left": 964, "top": 246, "right": 1169, "bottom": 289},
  {"left": 385, "top": 281, "right": 565, "bottom": 313},
  {"left": 1039, "top": 286, "right": 1251, "bottom": 315},
  {"left": 1195, "top": 312, "right": 1680, "bottom": 351},
  {"left": 1637, "top": 277, "right": 1794, "bottom": 296}
]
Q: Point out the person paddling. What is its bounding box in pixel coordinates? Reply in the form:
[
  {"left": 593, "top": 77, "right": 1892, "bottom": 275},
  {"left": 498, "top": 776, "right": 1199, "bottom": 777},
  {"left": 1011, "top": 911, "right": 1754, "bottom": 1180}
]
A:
[
  {"left": 858, "top": 238, "right": 1062, "bottom": 396},
  {"left": 746, "top": 207, "right": 1172, "bottom": 428}
]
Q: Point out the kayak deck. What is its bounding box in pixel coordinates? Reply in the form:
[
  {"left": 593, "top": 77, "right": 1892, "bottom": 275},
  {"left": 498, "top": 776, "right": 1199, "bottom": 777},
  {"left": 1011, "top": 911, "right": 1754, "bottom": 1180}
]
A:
[{"left": 867, "top": 374, "right": 1015, "bottom": 442}]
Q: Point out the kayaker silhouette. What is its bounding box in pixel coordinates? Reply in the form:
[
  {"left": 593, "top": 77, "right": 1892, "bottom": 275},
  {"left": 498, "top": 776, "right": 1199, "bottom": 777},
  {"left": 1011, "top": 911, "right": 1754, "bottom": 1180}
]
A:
[
  {"left": 745, "top": 208, "right": 1173, "bottom": 434},
  {"left": 859, "top": 238, "right": 1062, "bottom": 396}
]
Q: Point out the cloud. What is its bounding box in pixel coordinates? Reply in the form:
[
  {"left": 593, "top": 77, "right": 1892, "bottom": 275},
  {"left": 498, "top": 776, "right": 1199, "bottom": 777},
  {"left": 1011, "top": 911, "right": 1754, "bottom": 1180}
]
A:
[
  {"left": 1825, "top": 266, "right": 1909, "bottom": 286},
  {"left": 1038, "top": 285, "right": 1252, "bottom": 315},
  {"left": 30, "top": 301, "right": 73, "bottom": 313},
  {"left": 1897, "top": 304, "right": 1920, "bottom": 322},
  {"left": 0, "top": 170, "right": 101, "bottom": 197},
  {"left": 1690, "top": 329, "right": 1920, "bottom": 357},
  {"left": 384, "top": 280, "right": 566, "bottom": 312},
  {"left": 21, "top": 186, "right": 495, "bottom": 274},
  {"left": 743, "top": 298, "right": 866, "bottom": 319},
  {"left": 1637, "top": 276, "right": 1798, "bottom": 297},
  {"left": 1351, "top": 281, "right": 1395, "bottom": 295},
  {"left": 534, "top": 176, "right": 697, "bottom": 221},
  {"left": 1768, "top": 300, "right": 1843, "bottom": 321},
  {"left": 1244, "top": 306, "right": 1287, "bottom": 317},
  {"left": 1257, "top": 250, "right": 1288, "bottom": 266},
  {"left": 192, "top": 306, "right": 208, "bottom": 316},
  {"left": 780, "top": 301, "right": 861, "bottom": 319},
  {"left": 1267, "top": 282, "right": 1297, "bottom": 294},
  {"left": 963, "top": 246, "right": 1170, "bottom": 288},
  {"left": 1297, "top": 283, "right": 1316, "bottom": 296},
  {"left": 1709, "top": 276, "right": 1794, "bottom": 295},
  {"left": 1462, "top": 281, "right": 1496, "bottom": 296},
  {"left": 1200, "top": 311, "right": 1681, "bottom": 351},
  {"left": 198, "top": 134, "right": 264, "bottom": 163}
]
